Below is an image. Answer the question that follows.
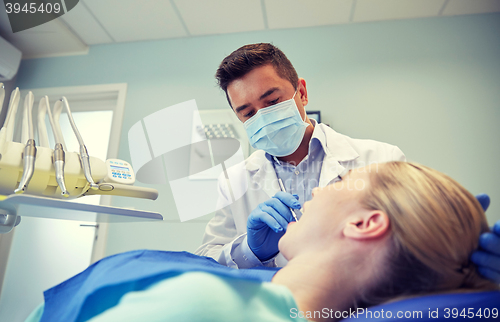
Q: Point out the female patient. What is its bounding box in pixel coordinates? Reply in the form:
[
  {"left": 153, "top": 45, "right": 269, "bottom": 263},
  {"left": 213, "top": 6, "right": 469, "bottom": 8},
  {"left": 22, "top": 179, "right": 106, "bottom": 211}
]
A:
[
  {"left": 274, "top": 162, "right": 498, "bottom": 318},
  {"left": 28, "top": 162, "right": 498, "bottom": 322}
]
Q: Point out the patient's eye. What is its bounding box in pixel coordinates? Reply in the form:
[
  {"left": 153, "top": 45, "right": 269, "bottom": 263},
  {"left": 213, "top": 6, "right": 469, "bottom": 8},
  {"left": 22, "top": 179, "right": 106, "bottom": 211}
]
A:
[{"left": 338, "top": 169, "right": 352, "bottom": 181}]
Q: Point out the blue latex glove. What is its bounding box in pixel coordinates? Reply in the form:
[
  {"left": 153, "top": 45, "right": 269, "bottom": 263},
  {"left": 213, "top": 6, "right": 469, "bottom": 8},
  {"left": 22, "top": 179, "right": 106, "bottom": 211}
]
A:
[
  {"left": 471, "top": 194, "right": 500, "bottom": 283},
  {"left": 247, "top": 192, "right": 301, "bottom": 261},
  {"left": 476, "top": 194, "right": 491, "bottom": 213}
]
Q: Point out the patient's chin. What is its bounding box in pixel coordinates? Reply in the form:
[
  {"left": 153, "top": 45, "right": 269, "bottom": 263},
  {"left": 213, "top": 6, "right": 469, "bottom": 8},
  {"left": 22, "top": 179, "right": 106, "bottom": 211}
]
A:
[
  {"left": 277, "top": 238, "right": 287, "bottom": 258},
  {"left": 278, "top": 232, "right": 294, "bottom": 260}
]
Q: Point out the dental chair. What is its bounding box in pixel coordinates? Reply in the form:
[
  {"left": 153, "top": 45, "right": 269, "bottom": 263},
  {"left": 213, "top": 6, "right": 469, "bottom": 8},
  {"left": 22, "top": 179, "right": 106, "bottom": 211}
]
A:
[
  {"left": 30, "top": 249, "right": 500, "bottom": 322},
  {"left": 342, "top": 291, "right": 500, "bottom": 321}
]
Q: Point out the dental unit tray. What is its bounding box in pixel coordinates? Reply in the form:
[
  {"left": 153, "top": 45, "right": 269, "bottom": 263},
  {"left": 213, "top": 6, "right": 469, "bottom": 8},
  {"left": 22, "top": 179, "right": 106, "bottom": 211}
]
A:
[{"left": 0, "top": 194, "right": 163, "bottom": 223}]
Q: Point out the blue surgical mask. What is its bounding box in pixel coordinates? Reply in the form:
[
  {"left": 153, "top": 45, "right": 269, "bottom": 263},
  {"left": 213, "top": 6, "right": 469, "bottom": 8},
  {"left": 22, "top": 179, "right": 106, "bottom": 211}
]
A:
[{"left": 243, "top": 91, "right": 309, "bottom": 157}]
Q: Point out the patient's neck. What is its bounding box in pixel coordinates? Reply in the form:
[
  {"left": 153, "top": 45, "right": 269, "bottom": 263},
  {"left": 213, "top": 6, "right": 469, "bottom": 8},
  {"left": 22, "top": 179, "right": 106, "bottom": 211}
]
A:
[{"left": 272, "top": 252, "right": 359, "bottom": 322}]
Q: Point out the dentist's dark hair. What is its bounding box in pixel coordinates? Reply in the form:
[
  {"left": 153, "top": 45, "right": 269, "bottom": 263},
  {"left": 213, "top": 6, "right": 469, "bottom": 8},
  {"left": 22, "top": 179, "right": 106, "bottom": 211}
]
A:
[{"left": 216, "top": 43, "right": 299, "bottom": 108}]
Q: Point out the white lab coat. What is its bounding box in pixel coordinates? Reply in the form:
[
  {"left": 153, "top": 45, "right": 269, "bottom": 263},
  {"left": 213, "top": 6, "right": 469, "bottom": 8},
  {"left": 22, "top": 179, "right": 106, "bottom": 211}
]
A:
[{"left": 195, "top": 123, "right": 406, "bottom": 268}]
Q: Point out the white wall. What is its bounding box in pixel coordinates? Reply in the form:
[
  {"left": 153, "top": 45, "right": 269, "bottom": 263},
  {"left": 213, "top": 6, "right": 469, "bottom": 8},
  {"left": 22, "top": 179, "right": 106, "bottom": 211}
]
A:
[{"left": 14, "top": 13, "right": 500, "bottom": 257}]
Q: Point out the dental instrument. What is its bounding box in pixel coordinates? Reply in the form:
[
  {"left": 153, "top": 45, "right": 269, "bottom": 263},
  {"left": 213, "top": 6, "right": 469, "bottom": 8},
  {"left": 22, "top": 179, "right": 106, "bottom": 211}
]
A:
[
  {"left": 3, "top": 87, "right": 20, "bottom": 141},
  {"left": 0, "top": 91, "right": 158, "bottom": 200},
  {"left": 41, "top": 96, "right": 69, "bottom": 196},
  {"left": 55, "top": 97, "right": 99, "bottom": 190},
  {"left": 36, "top": 96, "right": 50, "bottom": 148},
  {"left": 0, "top": 88, "right": 163, "bottom": 234},
  {"left": 14, "top": 92, "right": 36, "bottom": 194},
  {"left": 277, "top": 178, "right": 299, "bottom": 222},
  {"left": 0, "top": 84, "right": 4, "bottom": 123},
  {"left": 51, "top": 95, "right": 67, "bottom": 150}
]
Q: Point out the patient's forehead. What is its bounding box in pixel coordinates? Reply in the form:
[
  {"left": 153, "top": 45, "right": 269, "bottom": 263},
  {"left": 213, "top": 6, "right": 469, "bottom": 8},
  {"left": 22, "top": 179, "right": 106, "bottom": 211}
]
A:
[
  {"left": 323, "top": 166, "right": 373, "bottom": 195},
  {"left": 346, "top": 165, "right": 376, "bottom": 179},
  {"left": 353, "top": 164, "right": 380, "bottom": 174}
]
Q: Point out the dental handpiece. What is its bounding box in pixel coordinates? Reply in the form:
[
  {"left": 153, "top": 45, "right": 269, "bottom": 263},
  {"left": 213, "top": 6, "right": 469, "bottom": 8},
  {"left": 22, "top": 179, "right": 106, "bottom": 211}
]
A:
[
  {"left": 15, "top": 92, "right": 36, "bottom": 194},
  {"left": 277, "top": 178, "right": 299, "bottom": 222},
  {"left": 53, "top": 143, "right": 69, "bottom": 197},
  {"left": 58, "top": 97, "right": 98, "bottom": 190},
  {"left": 15, "top": 139, "right": 37, "bottom": 194},
  {"left": 80, "top": 145, "right": 98, "bottom": 190}
]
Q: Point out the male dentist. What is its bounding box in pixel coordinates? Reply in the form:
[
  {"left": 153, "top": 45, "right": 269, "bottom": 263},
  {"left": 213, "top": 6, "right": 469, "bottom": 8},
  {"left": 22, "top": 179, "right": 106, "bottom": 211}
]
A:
[{"left": 195, "top": 43, "right": 500, "bottom": 282}]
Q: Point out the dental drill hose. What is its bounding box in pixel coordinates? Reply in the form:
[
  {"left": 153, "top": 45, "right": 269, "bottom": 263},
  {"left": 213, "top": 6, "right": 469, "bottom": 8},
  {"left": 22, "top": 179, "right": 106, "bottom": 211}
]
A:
[
  {"left": 44, "top": 96, "right": 70, "bottom": 196},
  {"left": 14, "top": 139, "right": 36, "bottom": 194},
  {"left": 60, "top": 97, "right": 98, "bottom": 190},
  {"left": 54, "top": 143, "right": 69, "bottom": 197}
]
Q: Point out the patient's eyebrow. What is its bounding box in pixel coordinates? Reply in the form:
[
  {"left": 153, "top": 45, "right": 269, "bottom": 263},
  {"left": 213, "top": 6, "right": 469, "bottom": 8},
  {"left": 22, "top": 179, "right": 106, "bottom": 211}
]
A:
[{"left": 335, "top": 169, "right": 352, "bottom": 182}]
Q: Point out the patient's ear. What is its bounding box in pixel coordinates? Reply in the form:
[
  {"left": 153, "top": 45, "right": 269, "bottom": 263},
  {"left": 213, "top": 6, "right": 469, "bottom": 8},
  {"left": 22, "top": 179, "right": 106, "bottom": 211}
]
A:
[{"left": 343, "top": 211, "right": 390, "bottom": 240}]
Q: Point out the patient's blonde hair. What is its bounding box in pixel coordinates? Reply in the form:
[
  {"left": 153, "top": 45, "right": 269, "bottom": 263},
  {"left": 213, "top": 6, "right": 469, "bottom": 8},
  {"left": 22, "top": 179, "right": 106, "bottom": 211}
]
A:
[{"left": 359, "top": 162, "right": 497, "bottom": 305}]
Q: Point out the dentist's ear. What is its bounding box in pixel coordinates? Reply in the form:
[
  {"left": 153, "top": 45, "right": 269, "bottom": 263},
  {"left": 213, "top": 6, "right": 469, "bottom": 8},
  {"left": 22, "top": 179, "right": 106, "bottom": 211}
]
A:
[
  {"left": 343, "top": 211, "right": 390, "bottom": 240},
  {"left": 297, "top": 78, "right": 308, "bottom": 107}
]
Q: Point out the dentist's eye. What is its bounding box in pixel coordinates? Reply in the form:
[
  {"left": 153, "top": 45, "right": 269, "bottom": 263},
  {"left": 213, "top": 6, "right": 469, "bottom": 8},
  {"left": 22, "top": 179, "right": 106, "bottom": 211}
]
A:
[
  {"left": 244, "top": 110, "right": 254, "bottom": 118},
  {"left": 269, "top": 98, "right": 279, "bottom": 105}
]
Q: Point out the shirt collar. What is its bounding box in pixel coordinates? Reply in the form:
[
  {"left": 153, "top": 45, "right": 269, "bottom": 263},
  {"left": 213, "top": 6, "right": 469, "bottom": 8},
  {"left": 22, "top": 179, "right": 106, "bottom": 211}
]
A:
[
  {"left": 321, "top": 125, "right": 359, "bottom": 162},
  {"left": 308, "top": 119, "right": 326, "bottom": 155},
  {"left": 265, "top": 119, "right": 326, "bottom": 165}
]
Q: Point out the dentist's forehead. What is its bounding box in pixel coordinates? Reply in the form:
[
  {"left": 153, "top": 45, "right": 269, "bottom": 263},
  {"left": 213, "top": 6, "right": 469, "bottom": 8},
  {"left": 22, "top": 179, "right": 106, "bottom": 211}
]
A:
[{"left": 227, "top": 65, "right": 293, "bottom": 100}]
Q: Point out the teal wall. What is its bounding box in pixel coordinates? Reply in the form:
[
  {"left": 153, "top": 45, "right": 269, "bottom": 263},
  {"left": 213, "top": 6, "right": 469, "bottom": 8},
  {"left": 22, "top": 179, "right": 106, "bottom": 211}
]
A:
[{"left": 15, "top": 13, "right": 500, "bottom": 256}]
